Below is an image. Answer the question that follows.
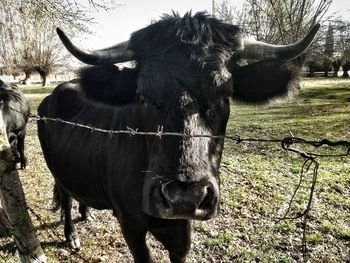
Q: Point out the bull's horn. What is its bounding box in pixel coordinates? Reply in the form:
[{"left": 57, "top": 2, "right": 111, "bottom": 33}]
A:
[
  {"left": 240, "top": 24, "right": 320, "bottom": 61},
  {"left": 56, "top": 28, "right": 135, "bottom": 65}
]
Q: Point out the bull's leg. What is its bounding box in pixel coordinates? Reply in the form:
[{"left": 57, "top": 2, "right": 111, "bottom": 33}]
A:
[
  {"left": 78, "top": 203, "right": 95, "bottom": 222},
  {"left": 150, "top": 219, "right": 191, "bottom": 263},
  {"left": 17, "top": 132, "right": 27, "bottom": 169},
  {"left": 60, "top": 188, "right": 80, "bottom": 250},
  {"left": 48, "top": 182, "right": 61, "bottom": 212},
  {"left": 119, "top": 215, "right": 154, "bottom": 263},
  {"left": 8, "top": 134, "right": 21, "bottom": 167}
]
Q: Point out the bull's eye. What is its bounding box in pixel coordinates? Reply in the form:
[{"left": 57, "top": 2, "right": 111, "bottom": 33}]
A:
[
  {"left": 137, "top": 93, "right": 161, "bottom": 110},
  {"left": 137, "top": 93, "right": 146, "bottom": 104}
]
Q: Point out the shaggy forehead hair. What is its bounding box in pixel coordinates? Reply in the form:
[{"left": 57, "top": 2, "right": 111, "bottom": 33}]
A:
[
  {"left": 129, "top": 11, "right": 243, "bottom": 60},
  {"left": 0, "top": 80, "right": 24, "bottom": 103}
]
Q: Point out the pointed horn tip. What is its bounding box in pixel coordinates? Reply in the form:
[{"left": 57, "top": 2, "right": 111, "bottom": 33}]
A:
[
  {"left": 56, "top": 28, "right": 67, "bottom": 42},
  {"left": 56, "top": 27, "right": 63, "bottom": 36},
  {"left": 303, "top": 23, "right": 320, "bottom": 45},
  {"left": 311, "top": 23, "right": 321, "bottom": 34}
]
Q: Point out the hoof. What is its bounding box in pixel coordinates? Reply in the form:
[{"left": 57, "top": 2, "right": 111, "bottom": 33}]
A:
[
  {"left": 15, "top": 163, "right": 22, "bottom": 170},
  {"left": 46, "top": 200, "right": 60, "bottom": 211},
  {"left": 82, "top": 212, "right": 96, "bottom": 222},
  {"left": 20, "top": 162, "right": 27, "bottom": 170},
  {"left": 66, "top": 231, "right": 81, "bottom": 251},
  {"left": 68, "top": 237, "right": 81, "bottom": 251},
  {"left": 80, "top": 207, "right": 96, "bottom": 222}
]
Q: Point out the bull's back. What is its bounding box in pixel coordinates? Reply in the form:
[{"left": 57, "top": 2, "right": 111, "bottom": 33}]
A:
[{"left": 37, "top": 81, "right": 148, "bottom": 210}]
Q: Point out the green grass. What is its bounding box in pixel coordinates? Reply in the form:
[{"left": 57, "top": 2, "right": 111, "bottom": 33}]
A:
[
  {"left": 226, "top": 80, "right": 350, "bottom": 140},
  {"left": 215, "top": 78, "right": 350, "bottom": 262},
  {"left": 19, "top": 84, "right": 55, "bottom": 95},
  {"left": 1, "top": 78, "right": 350, "bottom": 262}
]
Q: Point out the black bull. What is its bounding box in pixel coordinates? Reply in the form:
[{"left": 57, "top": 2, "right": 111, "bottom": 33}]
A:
[{"left": 37, "top": 12, "right": 319, "bottom": 263}]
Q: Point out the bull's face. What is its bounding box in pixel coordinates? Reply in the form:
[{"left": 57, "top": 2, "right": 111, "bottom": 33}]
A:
[
  {"left": 136, "top": 46, "right": 233, "bottom": 219},
  {"left": 56, "top": 12, "right": 319, "bottom": 220}
]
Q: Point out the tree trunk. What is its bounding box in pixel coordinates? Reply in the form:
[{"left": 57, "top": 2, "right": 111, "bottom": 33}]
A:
[
  {"left": 342, "top": 64, "right": 350, "bottom": 78},
  {"left": 333, "top": 66, "right": 340, "bottom": 77},
  {"left": 332, "top": 60, "right": 341, "bottom": 77},
  {"left": 0, "top": 107, "right": 46, "bottom": 263},
  {"left": 37, "top": 70, "right": 47, "bottom": 87},
  {"left": 20, "top": 70, "right": 32, "bottom": 85},
  {"left": 42, "top": 74, "right": 47, "bottom": 87},
  {"left": 323, "top": 69, "right": 329, "bottom": 77},
  {"left": 308, "top": 67, "right": 315, "bottom": 77},
  {"left": 24, "top": 71, "right": 32, "bottom": 85}
]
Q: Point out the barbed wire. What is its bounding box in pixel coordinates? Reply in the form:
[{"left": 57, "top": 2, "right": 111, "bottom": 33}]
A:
[
  {"left": 2, "top": 105, "right": 348, "bottom": 157},
  {"left": 27, "top": 112, "right": 350, "bottom": 157}
]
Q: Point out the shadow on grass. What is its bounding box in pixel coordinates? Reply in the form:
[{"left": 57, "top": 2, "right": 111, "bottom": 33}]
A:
[
  {"left": 40, "top": 240, "right": 68, "bottom": 249},
  {"left": 34, "top": 216, "right": 83, "bottom": 232},
  {"left": 0, "top": 240, "right": 91, "bottom": 261},
  {"left": 0, "top": 241, "right": 16, "bottom": 254}
]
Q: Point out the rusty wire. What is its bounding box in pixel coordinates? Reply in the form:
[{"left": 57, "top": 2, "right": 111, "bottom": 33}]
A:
[
  {"left": 5, "top": 105, "right": 350, "bottom": 155},
  {"left": 27, "top": 113, "right": 350, "bottom": 155}
]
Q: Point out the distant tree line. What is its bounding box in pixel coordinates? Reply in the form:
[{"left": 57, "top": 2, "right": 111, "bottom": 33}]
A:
[
  {"left": 0, "top": 0, "right": 116, "bottom": 86},
  {"left": 215, "top": 0, "right": 350, "bottom": 77},
  {"left": 305, "top": 21, "right": 350, "bottom": 77}
]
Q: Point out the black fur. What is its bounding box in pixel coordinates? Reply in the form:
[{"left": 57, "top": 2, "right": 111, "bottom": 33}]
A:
[
  {"left": 130, "top": 12, "right": 242, "bottom": 60},
  {"left": 79, "top": 65, "right": 137, "bottom": 105},
  {"left": 231, "top": 61, "right": 300, "bottom": 103},
  {"left": 0, "top": 79, "right": 30, "bottom": 168}
]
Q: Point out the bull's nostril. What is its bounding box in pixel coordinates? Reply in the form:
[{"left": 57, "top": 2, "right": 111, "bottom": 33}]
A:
[
  {"left": 198, "top": 186, "right": 214, "bottom": 210},
  {"left": 158, "top": 181, "right": 217, "bottom": 218}
]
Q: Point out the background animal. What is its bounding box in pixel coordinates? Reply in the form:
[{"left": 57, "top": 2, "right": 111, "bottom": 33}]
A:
[{"left": 0, "top": 79, "right": 30, "bottom": 169}]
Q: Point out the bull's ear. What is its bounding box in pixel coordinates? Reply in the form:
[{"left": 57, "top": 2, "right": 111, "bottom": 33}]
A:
[
  {"left": 231, "top": 61, "right": 300, "bottom": 103},
  {"left": 79, "top": 65, "right": 138, "bottom": 105}
]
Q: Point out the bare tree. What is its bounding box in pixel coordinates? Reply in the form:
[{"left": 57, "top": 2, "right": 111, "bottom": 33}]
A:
[
  {"left": 0, "top": 0, "right": 117, "bottom": 85},
  {"left": 324, "top": 24, "right": 334, "bottom": 57},
  {"left": 215, "top": 0, "right": 333, "bottom": 44},
  {"left": 215, "top": 0, "right": 335, "bottom": 74},
  {"left": 0, "top": 0, "right": 116, "bottom": 30},
  {"left": 332, "top": 20, "right": 350, "bottom": 55}
]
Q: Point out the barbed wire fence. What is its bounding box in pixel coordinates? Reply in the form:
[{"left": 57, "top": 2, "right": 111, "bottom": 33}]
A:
[{"left": 0, "top": 106, "right": 349, "bottom": 262}]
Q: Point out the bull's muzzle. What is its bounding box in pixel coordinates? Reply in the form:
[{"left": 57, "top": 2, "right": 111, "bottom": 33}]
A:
[{"left": 143, "top": 178, "right": 219, "bottom": 220}]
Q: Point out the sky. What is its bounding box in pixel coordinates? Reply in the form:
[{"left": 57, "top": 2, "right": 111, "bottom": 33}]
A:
[
  {"left": 77, "top": 0, "right": 350, "bottom": 49},
  {"left": 81, "top": 0, "right": 211, "bottom": 48}
]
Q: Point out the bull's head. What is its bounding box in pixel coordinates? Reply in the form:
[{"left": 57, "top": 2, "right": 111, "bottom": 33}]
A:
[{"left": 57, "top": 12, "right": 319, "bottom": 220}]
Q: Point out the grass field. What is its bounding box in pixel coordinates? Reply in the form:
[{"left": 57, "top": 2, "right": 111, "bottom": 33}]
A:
[{"left": 0, "top": 78, "right": 350, "bottom": 262}]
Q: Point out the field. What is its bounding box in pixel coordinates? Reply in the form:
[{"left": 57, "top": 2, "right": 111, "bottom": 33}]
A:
[{"left": 0, "top": 78, "right": 350, "bottom": 262}]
